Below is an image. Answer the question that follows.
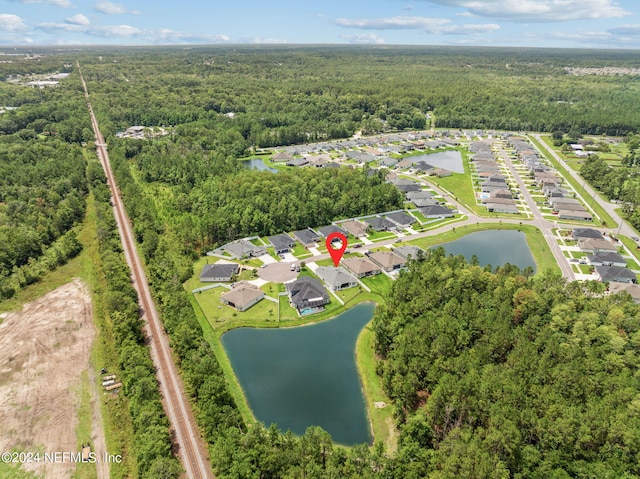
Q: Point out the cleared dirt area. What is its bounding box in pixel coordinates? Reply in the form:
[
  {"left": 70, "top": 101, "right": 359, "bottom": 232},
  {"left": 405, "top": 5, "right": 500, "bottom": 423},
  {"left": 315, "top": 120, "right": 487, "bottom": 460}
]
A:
[{"left": 0, "top": 279, "right": 98, "bottom": 479}]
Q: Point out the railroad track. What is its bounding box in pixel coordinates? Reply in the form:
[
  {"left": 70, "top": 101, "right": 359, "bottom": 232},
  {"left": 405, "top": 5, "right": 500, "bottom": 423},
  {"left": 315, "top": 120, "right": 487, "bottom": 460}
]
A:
[{"left": 78, "top": 62, "right": 214, "bottom": 479}]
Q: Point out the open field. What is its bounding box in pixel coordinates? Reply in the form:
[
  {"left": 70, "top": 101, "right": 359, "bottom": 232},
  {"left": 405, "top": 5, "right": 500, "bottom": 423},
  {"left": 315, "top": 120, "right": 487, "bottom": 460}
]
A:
[{"left": 0, "top": 280, "right": 95, "bottom": 479}]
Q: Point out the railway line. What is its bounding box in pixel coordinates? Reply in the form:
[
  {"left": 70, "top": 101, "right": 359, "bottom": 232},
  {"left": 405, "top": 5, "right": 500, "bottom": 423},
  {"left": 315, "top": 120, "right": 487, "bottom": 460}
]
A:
[{"left": 78, "top": 62, "right": 213, "bottom": 479}]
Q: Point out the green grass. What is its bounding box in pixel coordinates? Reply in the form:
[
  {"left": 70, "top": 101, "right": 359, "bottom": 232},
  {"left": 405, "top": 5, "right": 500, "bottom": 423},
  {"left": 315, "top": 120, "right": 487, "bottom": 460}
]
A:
[
  {"left": 72, "top": 371, "right": 98, "bottom": 479},
  {"left": 292, "top": 243, "right": 313, "bottom": 259},
  {"left": 366, "top": 230, "right": 397, "bottom": 241},
  {"left": 530, "top": 135, "right": 618, "bottom": 228},
  {"left": 618, "top": 235, "right": 640, "bottom": 264},
  {"left": 356, "top": 324, "right": 397, "bottom": 452},
  {"left": 360, "top": 274, "right": 393, "bottom": 296},
  {"left": 0, "top": 462, "right": 40, "bottom": 479}
]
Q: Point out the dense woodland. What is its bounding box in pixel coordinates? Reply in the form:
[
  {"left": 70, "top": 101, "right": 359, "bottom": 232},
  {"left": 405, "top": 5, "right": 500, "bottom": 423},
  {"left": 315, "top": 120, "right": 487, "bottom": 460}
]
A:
[{"left": 2, "top": 46, "right": 640, "bottom": 478}]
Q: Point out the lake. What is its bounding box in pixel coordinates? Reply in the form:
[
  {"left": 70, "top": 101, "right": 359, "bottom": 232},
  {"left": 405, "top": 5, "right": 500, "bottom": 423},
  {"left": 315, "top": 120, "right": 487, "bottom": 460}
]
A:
[
  {"left": 436, "top": 230, "right": 537, "bottom": 272},
  {"left": 242, "top": 158, "right": 279, "bottom": 173},
  {"left": 410, "top": 150, "right": 464, "bottom": 173},
  {"left": 222, "top": 302, "right": 374, "bottom": 445}
]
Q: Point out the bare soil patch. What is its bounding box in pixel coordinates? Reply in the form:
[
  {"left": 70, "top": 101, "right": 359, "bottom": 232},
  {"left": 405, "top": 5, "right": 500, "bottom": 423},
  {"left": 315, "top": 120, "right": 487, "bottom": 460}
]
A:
[{"left": 0, "top": 279, "right": 96, "bottom": 479}]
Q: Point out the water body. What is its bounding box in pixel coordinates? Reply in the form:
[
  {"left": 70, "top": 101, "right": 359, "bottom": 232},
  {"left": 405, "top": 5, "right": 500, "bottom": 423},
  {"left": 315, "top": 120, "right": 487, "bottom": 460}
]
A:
[
  {"left": 411, "top": 150, "right": 464, "bottom": 173},
  {"left": 436, "top": 230, "right": 536, "bottom": 272},
  {"left": 222, "top": 302, "right": 374, "bottom": 445},
  {"left": 242, "top": 157, "right": 279, "bottom": 173}
]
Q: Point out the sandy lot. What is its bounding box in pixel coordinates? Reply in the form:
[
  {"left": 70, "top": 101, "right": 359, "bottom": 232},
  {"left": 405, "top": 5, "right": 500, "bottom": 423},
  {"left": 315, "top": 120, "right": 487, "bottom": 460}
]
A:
[{"left": 0, "top": 279, "right": 98, "bottom": 479}]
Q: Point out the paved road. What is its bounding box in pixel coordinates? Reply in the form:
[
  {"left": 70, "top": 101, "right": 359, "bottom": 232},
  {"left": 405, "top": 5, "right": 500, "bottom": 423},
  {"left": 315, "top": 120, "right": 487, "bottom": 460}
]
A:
[{"left": 78, "top": 63, "right": 214, "bottom": 479}]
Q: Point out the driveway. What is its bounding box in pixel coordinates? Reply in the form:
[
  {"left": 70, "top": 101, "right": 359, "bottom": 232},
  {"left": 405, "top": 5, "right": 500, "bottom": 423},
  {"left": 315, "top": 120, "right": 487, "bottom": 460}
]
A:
[{"left": 258, "top": 262, "right": 299, "bottom": 283}]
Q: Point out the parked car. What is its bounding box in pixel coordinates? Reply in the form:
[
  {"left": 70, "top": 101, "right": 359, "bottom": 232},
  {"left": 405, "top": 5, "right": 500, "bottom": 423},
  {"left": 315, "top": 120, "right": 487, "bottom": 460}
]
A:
[
  {"left": 290, "top": 263, "right": 296, "bottom": 271},
  {"left": 632, "top": 236, "right": 639, "bottom": 241}
]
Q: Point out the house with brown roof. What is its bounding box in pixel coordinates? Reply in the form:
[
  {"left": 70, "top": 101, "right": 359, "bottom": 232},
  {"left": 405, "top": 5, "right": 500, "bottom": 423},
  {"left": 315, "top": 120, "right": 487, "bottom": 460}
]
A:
[
  {"left": 342, "top": 257, "right": 381, "bottom": 278},
  {"left": 577, "top": 238, "right": 618, "bottom": 254},
  {"left": 220, "top": 282, "right": 265, "bottom": 312},
  {"left": 341, "top": 220, "right": 368, "bottom": 238},
  {"left": 368, "top": 251, "right": 405, "bottom": 272},
  {"left": 271, "top": 151, "right": 293, "bottom": 162}
]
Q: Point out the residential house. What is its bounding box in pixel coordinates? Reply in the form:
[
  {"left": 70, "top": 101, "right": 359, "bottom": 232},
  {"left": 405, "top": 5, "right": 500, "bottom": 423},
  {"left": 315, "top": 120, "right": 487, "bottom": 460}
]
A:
[
  {"left": 218, "top": 239, "right": 266, "bottom": 259},
  {"left": 406, "top": 190, "right": 434, "bottom": 201},
  {"left": 292, "top": 229, "right": 320, "bottom": 247},
  {"left": 220, "top": 282, "right": 264, "bottom": 312},
  {"left": 315, "top": 266, "right": 358, "bottom": 291},
  {"left": 393, "top": 245, "right": 424, "bottom": 261},
  {"left": 368, "top": 251, "right": 406, "bottom": 272},
  {"left": 268, "top": 234, "right": 296, "bottom": 254},
  {"left": 588, "top": 252, "right": 627, "bottom": 268},
  {"left": 342, "top": 257, "right": 381, "bottom": 278},
  {"left": 199, "top": 263, "right": 240, "bottom": 282},
  {"left": 271, "top": 151, "right": 292, "bottom": 162},
  {"left": 341, "top": 220, "right": 369, "bottom": 237},
  {"left": 419, "top": 205, "right": 455, "bottom": 218},
  {"left": 364, "top": 216, "right": 395, "bottom": 231},
  {"left": 286, "top": 157, "right": 309, "bottom": 167},
  {"left": 491, "top": 189, "right": 513, "bottom": 199},
  {"left": 572, "top": 228, "right": 603, "bottom": 240},
  {"left": 413, "top": 198, "right": 439, "bottom": 208},
  {"left": 286, "top": 277, "right": 330, "bottom": 313},
  {"left": 386, "top": 211, "right": 416, "bottom": 228},
  {"left": 609, "top": 282, "right": 640, "bottom": 303},
  {"left": 558, "top": 210, "right": 593, "bottom": 221},
  {"left": 485, "top": 202, "right": 519, "bottom": 214},
  {"left": 317, "top": 224, "right": 348, "bottom": 238},
  {"left": 595, "top": 265, "right": 636, "bottom": 284},
  {"left": 577, "top": 238, "right": 618, "bottom": 254}
]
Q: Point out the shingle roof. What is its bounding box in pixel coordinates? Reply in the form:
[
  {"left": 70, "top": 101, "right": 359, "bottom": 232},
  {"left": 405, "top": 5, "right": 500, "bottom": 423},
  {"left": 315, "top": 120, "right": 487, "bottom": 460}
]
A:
[
  {"left": 342, "top": 257, "right": 380, "bottom": 276},
  {"left": 286, "top": 277, "right": 330, "bottom": 309},
  {"left": 393, "top": 245, "right": 424, "bottom": 260},
  {"left": 315, "top": 266, "right": 358, "bottom": 290},
  {"left": 199, "top": 263, "right": 239, "bottom": 281},
  {"left": 369, "top": 251, "right": 405, "bottom": 269},
  {"left": 317, "top": 224, "right": 348, "bottom": 238},
  {"left": 386, "top": 211, "right": 415, "bottom": 226},
  {"left": 292, "top": 229, "right": 320, "bottom": 245},
  {"left": 221, "top": 283, "right": 264, "bottom": 309}
]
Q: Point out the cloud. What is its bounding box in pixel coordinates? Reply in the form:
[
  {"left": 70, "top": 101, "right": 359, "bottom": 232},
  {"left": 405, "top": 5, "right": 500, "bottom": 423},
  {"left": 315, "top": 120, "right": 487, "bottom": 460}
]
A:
[
  {"left": 416, "top": 0, "right": 630, "bottom": 22},
  {"left": 38, "top": 21, "right": 142, "bottom": 37},
  {"left": 334, "top": 16, "right": 499, "bottom": 35},
  {"left": 152, "top": 29, "right": 230, "bottom": 44},
  {"left": 9, "top": 0, "right": 72, "bottom": 7},
  {"left": 608, "top": 24, "right": 640, "bottom": 35},
  {"left": 36, "top": 21, "right": 230, "bottom": 43},
  {"left": 94, "top": 1, "right": 139, "bottom": 15},
  {"left": 341, "top": 33, "right": 386, "bottom": 44},
  {"left": 65, "top": 13, "right": 90, "bottom": 26},
  {"left": 335, "top": 16, "right": 450, "bottom": 30},
  {"left": 0, "top": 14, "right": 28, "bottom": 31}
]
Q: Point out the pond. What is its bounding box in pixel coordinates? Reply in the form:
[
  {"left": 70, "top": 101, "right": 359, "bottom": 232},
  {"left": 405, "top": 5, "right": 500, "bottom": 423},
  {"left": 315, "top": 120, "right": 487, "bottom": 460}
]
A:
[
  {"left": 242, "top": 157, "right": 279, "bottom": 173},
  {"left": 410, "top": 150, "right": 464, "bottom": 173},
  {"left": 221, "top": 302, "right": 374, "bottom": 445},
  {"left": 435, "top": 229, "right": 537, "bottom": 272}
]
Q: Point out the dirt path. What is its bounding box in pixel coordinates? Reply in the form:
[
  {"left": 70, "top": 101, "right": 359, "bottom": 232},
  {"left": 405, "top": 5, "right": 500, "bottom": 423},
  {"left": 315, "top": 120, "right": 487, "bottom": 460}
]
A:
[{"left": 0, "top": 279, "right": 101, "bottom": 479}]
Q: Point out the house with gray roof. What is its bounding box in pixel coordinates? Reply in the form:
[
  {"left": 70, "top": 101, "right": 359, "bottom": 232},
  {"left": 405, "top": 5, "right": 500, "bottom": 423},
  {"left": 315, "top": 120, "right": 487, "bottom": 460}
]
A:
[
  {"left": 269, "top": 234, "right": 296, "bottom": 254},
  {"left": 199, "top": 263, "right": 240, "bottom": 282},
  {"left": 386, "top": 211, "right": 416, "bottom": 228},
  {"left": 286, "top": 277, "right": 330, "bottom": 313},
  {"left": 378, "top": 157, "right": 398, "bottom": 168},
  {"left": 413, "top": 198, "right": 439, "bottom": 208},
  {"left": 317, "top": 224, "right": 348, "bottom": 238},
  {"left": 596, "top": 265, "right": 636, "bottom": 284},
  {"left": 419, "top": 205, "right": 455, "bottom": 218},
  {"left": 558, "top": 210, "right": 592, "bottom": 221},
  {"left": 219, "top": 239, "right": 266, "bottom": 259},
  {"left": 577, "top": 238, "right": 618, "bottom": 254},
  {"left": 220, "top": 282, "right": 264, "bottom": 312},
  {"left": 485, "top": 202, "right": 519, "bottom": 214},
  {"left": 315, "top": 266, "right": 358, "bottom": 291},
  {"left": 364, "top": 216, "right": 395, "bottom": 231},
  {"left": 572, "top": 228, "right": 603, "bottom": 240},
  {"left": 393, "top": 245, "right": 424, "bottom": 261},
  {"left": 588, "top": 252, "right": 626, "bottom": 268},
  {"left": 292, "top": 229, "right": 320, "bottom": 247},
  {"left": 286, "top": 157, "right": 309, "bottom": 167},
  {"left": 406, "top": 190, "right": 433, "bottom": 201}
]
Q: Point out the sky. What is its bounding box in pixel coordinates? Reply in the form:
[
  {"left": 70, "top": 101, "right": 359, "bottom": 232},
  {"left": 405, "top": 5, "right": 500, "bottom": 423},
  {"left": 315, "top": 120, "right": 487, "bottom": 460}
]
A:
[{"left": 1, "top": 0, "right": 640, "bottom": 49}]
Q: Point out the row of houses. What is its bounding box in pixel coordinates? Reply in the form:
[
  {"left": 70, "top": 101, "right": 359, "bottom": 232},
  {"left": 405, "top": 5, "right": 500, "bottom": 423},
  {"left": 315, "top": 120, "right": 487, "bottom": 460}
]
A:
[
  {"left": 510, "top": 138, "right": 593, "bottom": 222},
  {"left": 572, "top": 228, "right": 636, "bottom": 284},
  {"left": 469, "top": 141, "right": 519, "bottom": 214}
]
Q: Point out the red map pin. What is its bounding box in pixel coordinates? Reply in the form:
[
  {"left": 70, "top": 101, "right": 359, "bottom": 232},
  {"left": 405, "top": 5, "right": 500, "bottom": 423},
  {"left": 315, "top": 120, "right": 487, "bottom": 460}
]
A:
[{"left": 326, "top": 232, "right": 348, "bottom": 267}]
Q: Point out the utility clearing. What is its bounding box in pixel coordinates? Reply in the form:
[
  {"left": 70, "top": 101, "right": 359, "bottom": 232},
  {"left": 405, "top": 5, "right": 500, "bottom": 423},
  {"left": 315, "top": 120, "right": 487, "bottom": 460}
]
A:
[{"left": 0, "top": 279, "right": 99, "bottom": 479}]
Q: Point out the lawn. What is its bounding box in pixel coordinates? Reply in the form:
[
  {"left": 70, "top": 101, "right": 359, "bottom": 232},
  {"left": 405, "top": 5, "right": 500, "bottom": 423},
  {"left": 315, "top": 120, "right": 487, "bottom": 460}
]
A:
[
  {"left": 367, "top": 230, "right": 397, "bottom": 241},
  {"left": 360, "top": 274, "right": 393, "bottom": 296}
]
